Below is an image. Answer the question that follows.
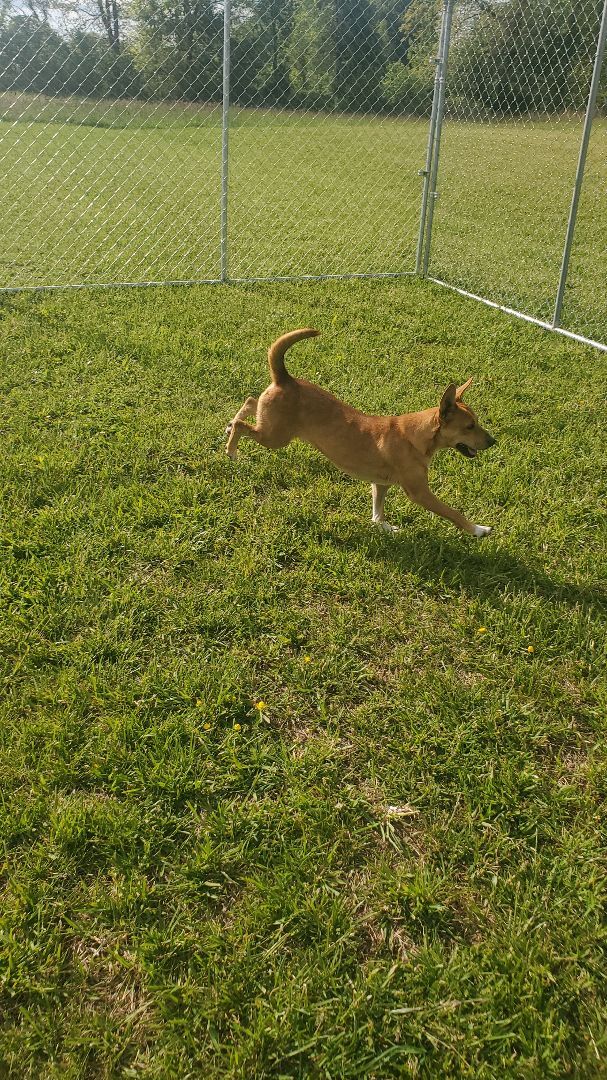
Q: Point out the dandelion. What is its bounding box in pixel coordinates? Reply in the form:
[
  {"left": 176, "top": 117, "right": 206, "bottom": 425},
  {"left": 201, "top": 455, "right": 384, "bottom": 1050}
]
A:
[
  {"left": 196, "top": 699, "right": 204, "bottom": 707},
  {"left": 303, "top": 655, "right": 312, "bottom": 663},
  {"left": 255, "top": 701, "right": 267, "bottom": 711},
  {"left": 527, "top": 645, "right": 535, "bottom": 654},
  {"left": 234, "top": 723, "right": 242, "bottom": 731},
  {"left": 203, "top": 722, "right": 211, "bottom": 731},
  {"left": 477, "top": 627, "right": 487, "bottom": 634}
]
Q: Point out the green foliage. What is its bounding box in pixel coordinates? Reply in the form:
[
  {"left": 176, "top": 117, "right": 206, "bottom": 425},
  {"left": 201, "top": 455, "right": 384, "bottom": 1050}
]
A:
[
  {"left": 287, "top": 0, "right": 336, "bottom": 108},
  {"left": 332, "top": 0, "right": 384, "bottom": 110},
  {"left": 132, "top": 0, "right": 222, "bottom": 101},
  {"left": 0, "top": 0, "right": 603, "bottom": 115},
  {"left": 381, "top": 60, "right": 434, "bottom": 114},
  {"left": 449, "top": 0, "right": 603, "bottom": 115},
  {"left": 0, "top": 17, "right": 141, "bottom": 98},
  {"left": 248, "top": 0, "right": 295, "bottom": 106}
]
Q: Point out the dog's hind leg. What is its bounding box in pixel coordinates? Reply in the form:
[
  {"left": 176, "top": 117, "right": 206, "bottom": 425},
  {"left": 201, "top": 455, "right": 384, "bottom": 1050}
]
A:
[
  {"left": 225, "top": 396, "right": 258, "bottom": 436},
  {"left": 226, "top": 418, "right": 291, "bottom": 459},
  {"left": 371, "top": 484, "right": 398, "bottom": 533}
]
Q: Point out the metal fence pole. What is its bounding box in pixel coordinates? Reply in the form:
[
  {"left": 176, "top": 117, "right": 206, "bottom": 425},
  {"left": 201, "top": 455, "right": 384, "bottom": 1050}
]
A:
[
  {"left": 553, "top": 0, "right": 607, "bottom": 328},
  {"left": 421, "top": 0, "right": 455, "bottom": 278},
  {"left": 415, "top": 0, "right": 449, "bottom": 274},
  {"left": 220, "top": 0, "right": 231, "bottom": 283}
]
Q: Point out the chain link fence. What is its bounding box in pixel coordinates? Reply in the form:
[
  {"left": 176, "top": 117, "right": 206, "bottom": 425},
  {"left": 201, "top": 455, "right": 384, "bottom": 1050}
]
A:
[
  {"left": 425, "top": 0, "right": 607, "bottom": 349},
  {"left": 1, "top": 0, "right": 606, "bottom": 349},
  {"left": 0, "top": 7, "right": 225, "bottom": 285},
  {"left": 225, "top": 1, "right": 432, "bottom": 280}
]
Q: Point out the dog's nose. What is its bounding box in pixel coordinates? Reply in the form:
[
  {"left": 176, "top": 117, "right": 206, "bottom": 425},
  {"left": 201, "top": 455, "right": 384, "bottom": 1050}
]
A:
[{"left": 486, "top": 435, "right": 496, "bottom": 448}]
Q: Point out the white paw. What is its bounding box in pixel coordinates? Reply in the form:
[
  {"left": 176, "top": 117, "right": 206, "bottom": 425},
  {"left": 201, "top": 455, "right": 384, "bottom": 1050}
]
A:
[
  {"left": 473, "top": 524, "right": 492, "bottom": 538},
  {"left": 225, "top": 422, "right": 234, "bottom": 435},
  {"left": 373, "top": 520, "right": 400, "bottom": 534}
]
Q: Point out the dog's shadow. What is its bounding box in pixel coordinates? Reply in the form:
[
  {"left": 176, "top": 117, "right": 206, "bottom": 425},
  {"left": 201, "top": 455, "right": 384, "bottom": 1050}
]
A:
[{"left": 333, "top": 524, "right": 606, "bottom": 615}]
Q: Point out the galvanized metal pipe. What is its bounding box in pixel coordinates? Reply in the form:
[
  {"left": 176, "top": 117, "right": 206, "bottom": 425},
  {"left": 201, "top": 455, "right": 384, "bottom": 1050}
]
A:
[
  {"left": 430, "top": 276, "right": 607, "bottom": 354},
  {"left": 553, "top": 0, "right": 607, "bottom": 328},
  {"left": 421, "top": 0, "right": 455, "bottom": 277},
  {"left": 415, "top": 0, "right": 450, "bottom": 274},
  {"left": 220, "top": 0, "right": 231, "bottom": 282},
  {"left": 0, "top": 271, "right": 417, "bottom": 295}
]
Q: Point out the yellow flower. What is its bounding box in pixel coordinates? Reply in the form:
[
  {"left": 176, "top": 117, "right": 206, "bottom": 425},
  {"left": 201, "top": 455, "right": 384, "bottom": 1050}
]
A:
[
  {"left": 234, "top": 723, "right": 241, "bottom": 731},
  {"left": 196, "top": 699, "right": 204, "bottom": 707},
  {"left": 527, "top": 645, "right": 535, "bottom": 654},
  {"left": 477, "top": 627, "right": 487, "bottom": 634},
  {"left": 303, "top": 655, "right": 312, "bottom": 663},
  {"left": 255, "top": 701, "right": 267, "bottom": 711},
  {"left": 203, "top": 722, "right": 211, "bottom": 731}
]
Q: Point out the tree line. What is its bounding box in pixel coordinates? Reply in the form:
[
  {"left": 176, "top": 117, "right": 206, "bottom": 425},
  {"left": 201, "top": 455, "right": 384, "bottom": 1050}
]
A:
[{"left": 0, "top": 0, "right": 604, "bottom": 116}]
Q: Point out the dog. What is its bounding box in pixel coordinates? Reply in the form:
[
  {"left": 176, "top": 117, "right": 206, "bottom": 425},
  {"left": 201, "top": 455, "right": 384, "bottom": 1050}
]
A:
[{"left": 226, "top": 329, "right": 496, "bottom": 537}]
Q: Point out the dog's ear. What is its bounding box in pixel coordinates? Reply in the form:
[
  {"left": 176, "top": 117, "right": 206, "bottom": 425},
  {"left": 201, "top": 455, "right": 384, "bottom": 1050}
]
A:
[
  {"left": 439, "top": 383, "right": 458, "bottom": 420},
  {"left": 456, "top": 377, "right": 473, "bottom": 399}
]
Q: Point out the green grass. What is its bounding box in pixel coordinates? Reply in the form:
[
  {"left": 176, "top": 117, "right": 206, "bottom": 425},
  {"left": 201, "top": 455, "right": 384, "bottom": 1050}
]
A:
[
  {"left": 0, "top": 91, "right": 427, "bottom": 286},
  {"left": 0, "top": 91, "right": 605, "bottom": 343},
  {"left": 1, "top": 275, "right": 606, "bottom": 1077}
]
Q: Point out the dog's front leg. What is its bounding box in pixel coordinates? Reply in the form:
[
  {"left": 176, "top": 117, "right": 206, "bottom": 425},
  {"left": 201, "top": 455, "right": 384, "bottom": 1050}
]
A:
[
  {"left": 405, "top": 481, "right": 492, "bottom": 538},
  {"left": 371, "top": 484, "right": 398, "bottom": 533}
]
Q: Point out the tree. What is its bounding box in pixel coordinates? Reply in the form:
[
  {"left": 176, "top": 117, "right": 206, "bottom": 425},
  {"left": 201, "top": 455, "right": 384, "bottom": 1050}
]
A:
[
  {"left": 133, "top": 0, "right": 222, "bottom": 100},
  {"left": 374, "top": 0, "right": 416, "bottom": 65},
  {"left": 0, "top": 16, "right": 70, "bottom": 92},
  {"left": 379, "top": 0, "right": 437, "bottom": 115},
  {"left": 252, "top": 0, "right": 295, "bottom": 104},
  {"left": 449, "top": 0, "right": 603, "bottom": 114},
  {"left": 56, "top": 0, "right": 127, "bottom": 51},
  {"left": 288, "top": 0, "right": 336, "bottom": 107},
  {"left": 333, "top": 0, "right": 383, "bottom": 110},
  {"left": 287, "top": 0, "right": 388, "bottom": 111},
  {"left": 95, "top": 0, "right": 121, "bottom": 49}
]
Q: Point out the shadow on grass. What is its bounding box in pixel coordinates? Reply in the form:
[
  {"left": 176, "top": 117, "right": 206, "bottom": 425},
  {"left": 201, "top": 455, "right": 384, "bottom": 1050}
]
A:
[
  {"left": 218, "top": 445, "right": 604, "bottom": 614},
  {"left": 336, "top": 525, "right": 607, "bottom": 614}
]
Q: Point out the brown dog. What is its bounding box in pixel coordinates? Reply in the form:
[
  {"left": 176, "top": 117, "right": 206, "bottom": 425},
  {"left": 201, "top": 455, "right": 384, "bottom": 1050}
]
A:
[{"left": 226, "top": 329, "right": 496, "bottom": 536}]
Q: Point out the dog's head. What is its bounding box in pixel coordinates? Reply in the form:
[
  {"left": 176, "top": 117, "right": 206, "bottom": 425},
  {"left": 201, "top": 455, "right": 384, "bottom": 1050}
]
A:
[{"left": 437, "top": 379, "right": 495, "bottom": 458}]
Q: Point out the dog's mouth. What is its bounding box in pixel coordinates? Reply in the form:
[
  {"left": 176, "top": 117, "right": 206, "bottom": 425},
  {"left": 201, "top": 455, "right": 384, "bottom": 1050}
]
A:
[{"left": 456, "top": 443, "right": 477, "bottom": 459}]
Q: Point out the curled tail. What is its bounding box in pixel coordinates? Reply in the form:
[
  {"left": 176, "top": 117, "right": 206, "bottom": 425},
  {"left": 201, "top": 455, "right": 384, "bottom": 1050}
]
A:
[{"left": 268, "top": 328, "right": 320, "bottom": 385}]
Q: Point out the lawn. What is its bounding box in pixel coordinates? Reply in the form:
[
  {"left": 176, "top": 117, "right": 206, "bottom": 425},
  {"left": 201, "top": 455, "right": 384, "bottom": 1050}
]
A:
[
  {"left": 1, "top": 92, "right": 605, "bottom": 344},
  {"left": 1, "top": 275, "right": 606, "bottom": 1077}
]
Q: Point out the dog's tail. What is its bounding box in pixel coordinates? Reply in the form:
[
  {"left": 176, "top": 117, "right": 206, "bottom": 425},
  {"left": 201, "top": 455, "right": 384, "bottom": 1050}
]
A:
[{"left": 268, "top": 328, "right": 320, "bottom": 385}]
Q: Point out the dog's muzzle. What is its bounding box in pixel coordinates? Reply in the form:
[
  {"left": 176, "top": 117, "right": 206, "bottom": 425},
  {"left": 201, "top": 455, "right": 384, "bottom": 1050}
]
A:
[
  {"left": 456, "top": 434, "right": 496, "bottom": 458},
  {"left": 456, "top": 443, "right": 477, "bottom": 458}
]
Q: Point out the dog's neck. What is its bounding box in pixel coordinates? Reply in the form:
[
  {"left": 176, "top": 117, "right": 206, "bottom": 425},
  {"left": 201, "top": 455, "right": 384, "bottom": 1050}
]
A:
[{"left": 402, "top": 408, "right": 442, "bottom": 462}]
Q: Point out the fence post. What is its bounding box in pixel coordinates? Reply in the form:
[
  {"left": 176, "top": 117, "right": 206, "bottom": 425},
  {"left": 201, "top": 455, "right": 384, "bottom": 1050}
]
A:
[
  {"left": 220, "top": 0, "right": 231, "bottom": 283},
  {"left": 421, "top": 0, "right": 455, "bottom": 277},
  {"left": 553, "top": 0, "right": 607, "bottom": 328},
  {"left": 415, "top": 0, "right": 450, "bottom": 275}
]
